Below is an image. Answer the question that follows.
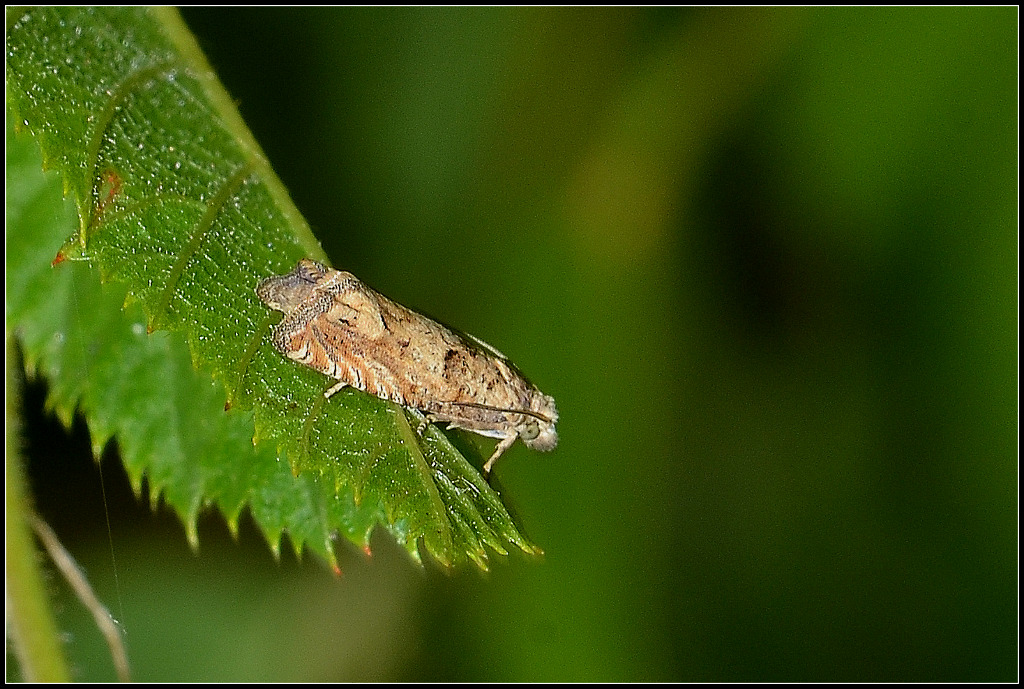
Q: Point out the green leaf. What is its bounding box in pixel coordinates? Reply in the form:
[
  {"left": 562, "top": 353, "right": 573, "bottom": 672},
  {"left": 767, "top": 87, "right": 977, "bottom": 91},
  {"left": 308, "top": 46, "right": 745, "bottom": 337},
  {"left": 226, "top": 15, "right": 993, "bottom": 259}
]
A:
[{"left": 6, "top": 5, "right": 539, "bottom": 570}]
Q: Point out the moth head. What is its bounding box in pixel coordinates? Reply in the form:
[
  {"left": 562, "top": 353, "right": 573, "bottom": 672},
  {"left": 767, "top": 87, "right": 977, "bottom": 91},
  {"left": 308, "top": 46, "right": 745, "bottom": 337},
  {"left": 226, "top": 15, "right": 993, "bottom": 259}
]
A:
[
  {"left": 256, "top": 259, "right": 328, "bottom": 313},
  {"left": 520, "top": 393, "right": 558, "bottom": 452}
]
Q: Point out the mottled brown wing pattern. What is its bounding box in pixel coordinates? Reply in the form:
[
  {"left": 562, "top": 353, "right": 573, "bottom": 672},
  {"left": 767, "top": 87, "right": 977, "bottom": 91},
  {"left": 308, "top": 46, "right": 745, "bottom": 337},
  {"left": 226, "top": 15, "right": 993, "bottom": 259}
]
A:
[{"left": 257, "top": 259, "right": 557, "bottom": 474}]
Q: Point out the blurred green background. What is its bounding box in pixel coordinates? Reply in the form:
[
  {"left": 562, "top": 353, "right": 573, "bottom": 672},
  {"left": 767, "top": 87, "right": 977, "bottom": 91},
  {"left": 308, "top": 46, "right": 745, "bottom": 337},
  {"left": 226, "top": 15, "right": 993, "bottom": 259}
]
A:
[{"left": 14, "top": 7, "right": 1016, "bottom": 681}]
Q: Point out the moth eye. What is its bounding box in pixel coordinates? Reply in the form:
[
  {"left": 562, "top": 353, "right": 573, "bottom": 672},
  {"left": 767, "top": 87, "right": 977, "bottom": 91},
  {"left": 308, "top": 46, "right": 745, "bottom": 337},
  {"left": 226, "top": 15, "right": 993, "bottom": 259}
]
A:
[{"left": 520, "top": 420, "right": 540, "bottom": 441}]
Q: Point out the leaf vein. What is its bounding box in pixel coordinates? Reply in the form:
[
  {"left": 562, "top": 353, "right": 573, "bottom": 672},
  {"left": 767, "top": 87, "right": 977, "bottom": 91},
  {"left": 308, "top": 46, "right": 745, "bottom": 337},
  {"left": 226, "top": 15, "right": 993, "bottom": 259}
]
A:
[
  {"left": 231, "top": 309, "right": 278, "bottom": 408},
  {"left": 151, "top": 160, "right": 256, "bottom": 329},
  {"left": 83, "top": 59, "right": 179, "bottom": 247}
]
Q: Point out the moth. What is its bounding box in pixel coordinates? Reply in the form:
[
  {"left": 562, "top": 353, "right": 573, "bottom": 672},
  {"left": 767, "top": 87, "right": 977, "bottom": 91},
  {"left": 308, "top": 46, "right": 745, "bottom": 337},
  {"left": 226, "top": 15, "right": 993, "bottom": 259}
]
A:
[{"left": 256, "top": 259, "right": 558, "bottom": 475}]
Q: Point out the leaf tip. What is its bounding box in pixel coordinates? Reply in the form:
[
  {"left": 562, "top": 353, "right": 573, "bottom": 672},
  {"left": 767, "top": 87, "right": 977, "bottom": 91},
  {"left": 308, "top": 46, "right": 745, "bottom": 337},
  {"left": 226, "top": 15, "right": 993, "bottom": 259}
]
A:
[
  {"left": 225, "top": 515, "right": 241, "bottom": 539},
  {"left": 184, "top": 519, "right": 200, "bottom": 552},
  {"left": 405, "top": 541, "right": 425, "bottom": 568}
]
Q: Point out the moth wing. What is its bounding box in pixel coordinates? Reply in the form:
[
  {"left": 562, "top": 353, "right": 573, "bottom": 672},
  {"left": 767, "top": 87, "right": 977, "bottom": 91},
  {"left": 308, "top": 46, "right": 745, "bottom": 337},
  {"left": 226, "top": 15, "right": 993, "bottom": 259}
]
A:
[
  {"left": 446, "top": 324, "right": 544, "bottom": 395},
  {"left": 461, "top": 330, "right": 509, "bottom": 361}
]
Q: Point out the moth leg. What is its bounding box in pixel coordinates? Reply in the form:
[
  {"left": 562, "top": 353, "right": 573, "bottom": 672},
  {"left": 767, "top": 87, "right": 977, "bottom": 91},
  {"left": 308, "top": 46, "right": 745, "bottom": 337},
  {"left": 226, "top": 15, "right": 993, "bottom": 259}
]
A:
[
  {"left": 324, "top": 380, "right": 348, "bottom": 398},
  {"left": 483, "top": 433, "right": 519, "bottom": 476},
  {"left": 416, "top": 414, "right": 438, "bottom": 437}
]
